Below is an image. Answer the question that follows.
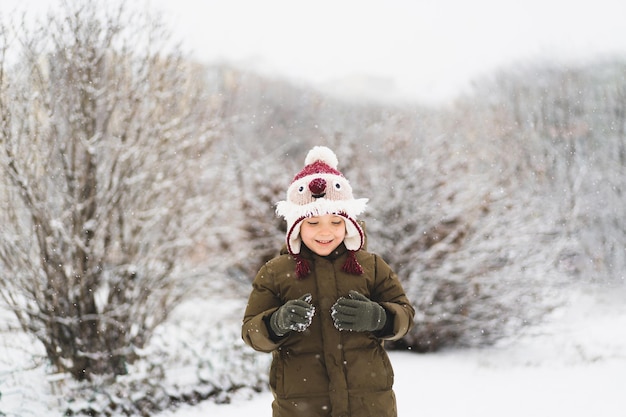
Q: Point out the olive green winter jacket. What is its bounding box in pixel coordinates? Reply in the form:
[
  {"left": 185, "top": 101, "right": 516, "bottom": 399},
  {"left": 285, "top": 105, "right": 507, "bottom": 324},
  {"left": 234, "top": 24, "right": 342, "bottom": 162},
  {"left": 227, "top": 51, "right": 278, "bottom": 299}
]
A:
[{"left": 242, "top": 243, "right": 415, "bottom": 417}]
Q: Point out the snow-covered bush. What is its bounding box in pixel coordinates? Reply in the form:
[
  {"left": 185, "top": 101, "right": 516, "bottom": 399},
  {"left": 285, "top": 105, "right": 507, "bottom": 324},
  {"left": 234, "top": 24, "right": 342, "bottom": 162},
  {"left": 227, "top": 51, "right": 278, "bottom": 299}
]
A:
[
  {"left": 1, "top": 283, "right": 269, "bottom": 416},
  {"left": 0, "top": 1, "right": 221, "bottom": 380},
  {"left": 59, "top": 294, "right": 269, "bottom": 416},
  {"left": 467, "top": 59, "right": 626, "bottom": 284}
]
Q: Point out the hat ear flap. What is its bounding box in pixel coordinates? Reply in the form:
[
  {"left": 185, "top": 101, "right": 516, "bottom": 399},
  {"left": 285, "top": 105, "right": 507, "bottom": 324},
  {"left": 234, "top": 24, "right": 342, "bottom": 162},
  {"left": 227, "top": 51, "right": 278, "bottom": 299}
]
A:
[
  {"left": 343, "top": 216, "right": 364, "bottom": 251},
  {"left": 286, "top": 218, "right": 304, "bottom": 254}
]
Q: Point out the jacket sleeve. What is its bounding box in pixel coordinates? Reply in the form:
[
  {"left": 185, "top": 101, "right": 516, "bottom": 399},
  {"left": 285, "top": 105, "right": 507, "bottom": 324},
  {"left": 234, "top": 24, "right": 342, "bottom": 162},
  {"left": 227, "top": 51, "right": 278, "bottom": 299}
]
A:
[
  {"left": 372, "top": 255, "right": 415, "bottom": 341},
  {"left": 241, "top": 264, "right": 287, "bottom": 352}
]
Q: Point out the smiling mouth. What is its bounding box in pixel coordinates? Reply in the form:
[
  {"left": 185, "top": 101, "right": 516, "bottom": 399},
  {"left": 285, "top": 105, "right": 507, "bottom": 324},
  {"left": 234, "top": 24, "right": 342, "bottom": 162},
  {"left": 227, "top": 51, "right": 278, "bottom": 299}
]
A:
[{"left": 312, "top": 193, "right": 326, "bottom": 199}]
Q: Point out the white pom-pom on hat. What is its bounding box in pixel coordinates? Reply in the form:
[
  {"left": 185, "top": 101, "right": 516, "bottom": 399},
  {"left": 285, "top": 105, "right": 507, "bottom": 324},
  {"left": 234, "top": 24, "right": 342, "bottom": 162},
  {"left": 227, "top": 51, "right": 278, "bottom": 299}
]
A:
[{"left": 304, "top": 146, "right": 339, "bottom": 169}]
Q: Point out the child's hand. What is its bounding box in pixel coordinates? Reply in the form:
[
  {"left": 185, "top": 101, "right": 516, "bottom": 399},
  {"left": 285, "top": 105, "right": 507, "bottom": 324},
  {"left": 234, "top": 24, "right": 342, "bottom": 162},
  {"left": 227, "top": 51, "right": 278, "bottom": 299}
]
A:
[
  {"left": 269, "top": 293, "right": 315, "bottom": 336},
  {"left": 331, "top": 290, "right": 387, "bottom": 332}
]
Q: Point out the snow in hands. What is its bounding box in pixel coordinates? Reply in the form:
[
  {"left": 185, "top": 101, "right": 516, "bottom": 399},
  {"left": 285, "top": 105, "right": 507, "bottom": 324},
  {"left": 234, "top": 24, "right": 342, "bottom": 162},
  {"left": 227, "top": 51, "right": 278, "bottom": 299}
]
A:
[{"left": 292, "top": 293, "right": 315, "bottom": 332}]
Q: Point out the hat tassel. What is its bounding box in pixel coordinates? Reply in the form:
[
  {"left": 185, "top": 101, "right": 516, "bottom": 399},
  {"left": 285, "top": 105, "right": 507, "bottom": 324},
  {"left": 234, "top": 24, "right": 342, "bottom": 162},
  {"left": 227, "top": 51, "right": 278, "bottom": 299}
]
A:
[
  {"left": 294, "top": 254, "right": 311, "bottom": 279},
  {"left": 342, "top": 250, "right": 364, "bottom": 275}
]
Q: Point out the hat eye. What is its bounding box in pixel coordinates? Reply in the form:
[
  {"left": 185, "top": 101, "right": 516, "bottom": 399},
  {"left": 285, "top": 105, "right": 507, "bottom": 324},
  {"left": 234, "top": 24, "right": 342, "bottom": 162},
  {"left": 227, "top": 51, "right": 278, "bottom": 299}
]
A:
[
  {"left": 333, "top": 181, "right": 342, "bottom": 191},
  {"left": 297, "top": 185, "right": 306, "bottom": 194}
]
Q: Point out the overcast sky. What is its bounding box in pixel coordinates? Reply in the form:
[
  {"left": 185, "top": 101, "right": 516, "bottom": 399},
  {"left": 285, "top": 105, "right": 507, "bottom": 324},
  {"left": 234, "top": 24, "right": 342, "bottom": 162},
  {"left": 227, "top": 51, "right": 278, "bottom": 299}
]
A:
[{"left": 6, "top": 0, "right": 626, "bottom": 103}]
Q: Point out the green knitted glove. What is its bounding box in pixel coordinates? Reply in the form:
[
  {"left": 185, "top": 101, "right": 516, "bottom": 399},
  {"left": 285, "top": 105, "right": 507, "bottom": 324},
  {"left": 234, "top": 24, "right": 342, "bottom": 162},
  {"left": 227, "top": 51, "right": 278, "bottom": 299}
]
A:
[
  {"left": 270, "top": 294, "right": 315, "bottom": 336},
  {"left": 331, "top": 290, "right": 387, "bottom": 332}
]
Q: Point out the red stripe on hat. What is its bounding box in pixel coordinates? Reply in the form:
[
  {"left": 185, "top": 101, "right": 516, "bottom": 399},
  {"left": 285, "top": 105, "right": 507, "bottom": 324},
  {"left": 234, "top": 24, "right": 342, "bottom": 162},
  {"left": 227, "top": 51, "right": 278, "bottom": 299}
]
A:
[{"left": 292, "top": 160, "right": 344, "bottom": 182}]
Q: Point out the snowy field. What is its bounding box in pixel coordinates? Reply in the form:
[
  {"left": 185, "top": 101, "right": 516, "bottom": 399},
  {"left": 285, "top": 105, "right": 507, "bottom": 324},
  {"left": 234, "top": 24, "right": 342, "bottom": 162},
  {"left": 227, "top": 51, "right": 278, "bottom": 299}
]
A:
[
  {"left": 2, "top": 284, "right": 625, "bottom": 416},
  {"left": 158, "top": 285, "right": 626, "bottom": 417}
]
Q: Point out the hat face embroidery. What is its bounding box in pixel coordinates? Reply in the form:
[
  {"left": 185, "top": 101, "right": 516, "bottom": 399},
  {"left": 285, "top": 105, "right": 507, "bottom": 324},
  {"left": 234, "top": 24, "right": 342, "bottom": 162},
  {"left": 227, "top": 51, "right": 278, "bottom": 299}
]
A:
[{"left": 288, "top": 171, "right": 354, "bottom": 206}]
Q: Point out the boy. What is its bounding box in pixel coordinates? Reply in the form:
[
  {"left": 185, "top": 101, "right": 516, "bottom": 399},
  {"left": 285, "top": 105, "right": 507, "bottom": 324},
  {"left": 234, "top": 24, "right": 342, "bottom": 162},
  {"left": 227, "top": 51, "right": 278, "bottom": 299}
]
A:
[{"left": 242, "top": 146, "right": 415, "bottom": 417}]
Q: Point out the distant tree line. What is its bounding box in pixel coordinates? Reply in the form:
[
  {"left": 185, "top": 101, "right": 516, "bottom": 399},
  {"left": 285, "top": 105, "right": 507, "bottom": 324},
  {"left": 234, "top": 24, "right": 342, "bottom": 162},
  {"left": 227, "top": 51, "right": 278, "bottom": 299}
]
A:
[{"left": 216, "top": 58, "right": 626, "bottom": 351}]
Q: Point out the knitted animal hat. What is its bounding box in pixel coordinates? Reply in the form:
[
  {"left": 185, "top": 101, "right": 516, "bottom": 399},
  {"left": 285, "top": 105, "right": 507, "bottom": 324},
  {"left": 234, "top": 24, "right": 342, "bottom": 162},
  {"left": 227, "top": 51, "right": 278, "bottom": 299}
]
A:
[{"left": 276, "top": 146, "right": 368, "bottom": 278}]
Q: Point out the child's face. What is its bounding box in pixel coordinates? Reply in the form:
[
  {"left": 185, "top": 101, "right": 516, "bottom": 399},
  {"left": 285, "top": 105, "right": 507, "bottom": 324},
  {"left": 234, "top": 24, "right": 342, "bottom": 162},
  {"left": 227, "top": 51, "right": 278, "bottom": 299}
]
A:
[{"left": 300, "top": 214, "right": 346, "bottom": 256}]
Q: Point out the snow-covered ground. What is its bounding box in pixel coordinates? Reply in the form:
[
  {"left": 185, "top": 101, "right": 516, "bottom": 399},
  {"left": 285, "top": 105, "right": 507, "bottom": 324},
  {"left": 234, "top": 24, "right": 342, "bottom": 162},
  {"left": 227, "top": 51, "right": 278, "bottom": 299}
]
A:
[
  {"left": 157, "top": 285, "right": 626, "bottom": 417},
  {"left": 2, "top": 284, "right": 625, "bottom": 416}
]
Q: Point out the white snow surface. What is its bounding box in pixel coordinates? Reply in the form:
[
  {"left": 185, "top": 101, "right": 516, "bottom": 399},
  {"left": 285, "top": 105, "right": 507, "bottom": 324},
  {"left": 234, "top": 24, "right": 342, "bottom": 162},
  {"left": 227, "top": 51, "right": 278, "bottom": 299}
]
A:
[{"left": 2, "top": 285, "right": 626, "bottom": 416}]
